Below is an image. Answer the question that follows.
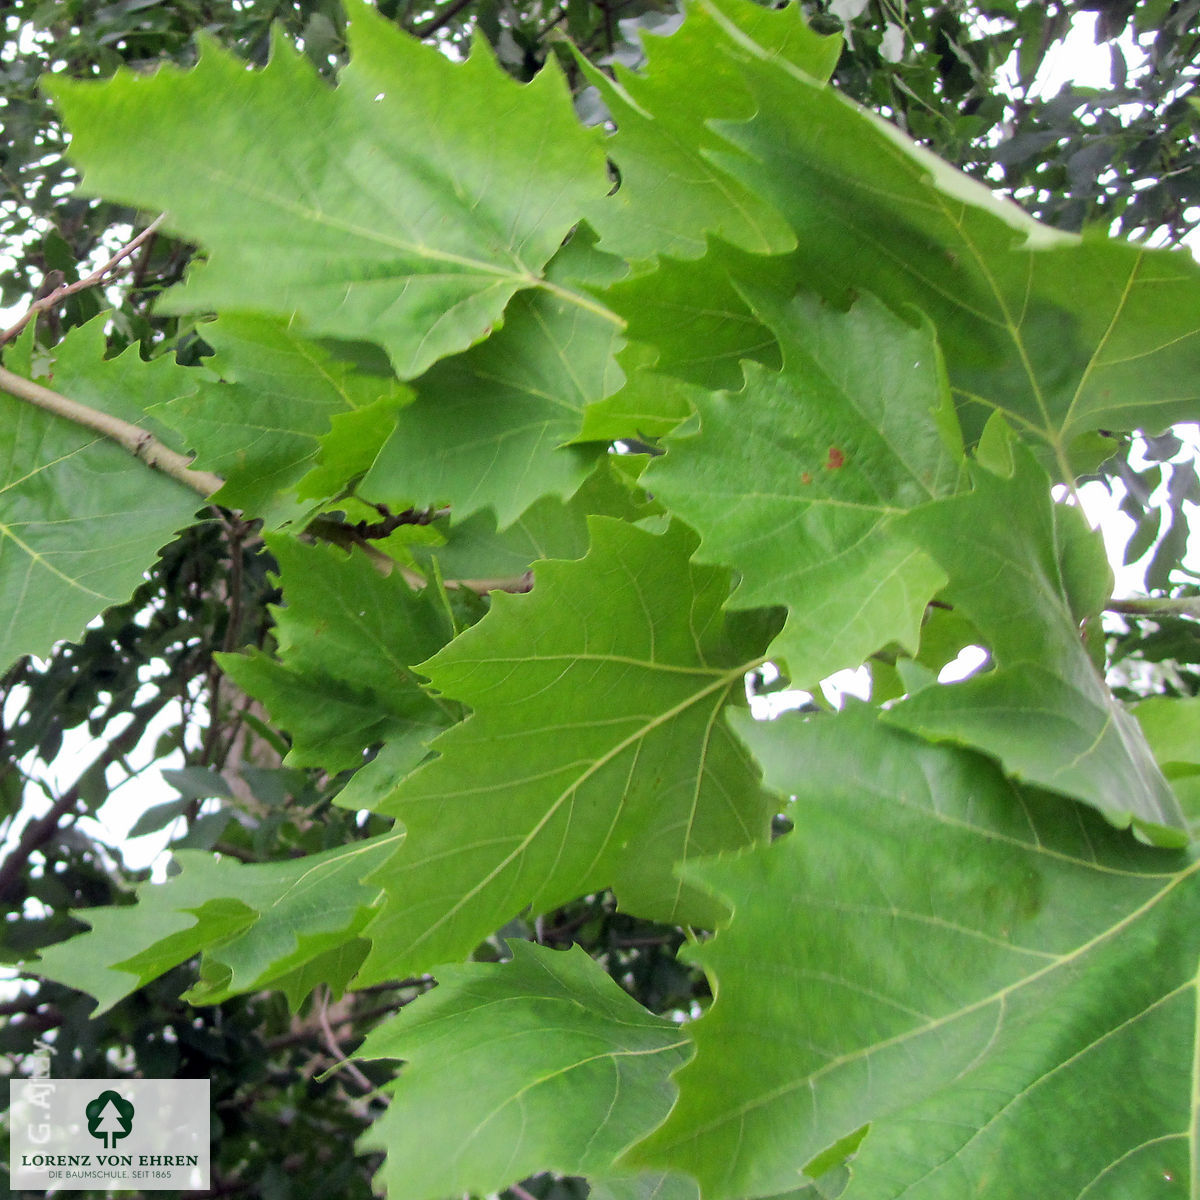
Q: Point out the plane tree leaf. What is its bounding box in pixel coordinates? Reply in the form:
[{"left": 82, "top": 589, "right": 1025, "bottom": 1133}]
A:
[
  {"left": 44, "top": 0, "right": 609, "bottom": 379},
  {"left": 602, "top": 242, "right": 794, "bottom": 394},
  {"left": 217, "top": 536, "right": 458, "bottom": 781},
  {"left": 580, "top": 0, "right": 838, "bottom": 261},
  {"left": 593, "top": 1, "right": 1200, "bottom": 465},
  {"left": 152, "top": 314, "right": 410, "bottom": 526},
  {"left": 33, "top": 835, "right": 400, "bottom": 1014},
  {"left": 358, "top": 941, "right": 692, "bottom": 1199},
  {"left": 0, "top": 319, "right": 201, "bottom": 667},
  {"left": 409, "top": 456, "right": 653, "bottom": 581},
  {"left": 357, "top": 518, "right": 778, "bottom": 983},
  {"left": 887, "top": 443, "right": 1186, "bottom": 845},
  {"left": 711, "top": 47, "right": 1200, "bottom": 459},
  {"left": 630, "top": 707, "right": 1200, "bottom": 1199},
  {"left": 645, "top": 291, "right": 958, "bottom": 684},
  {"left": 360, "top": 243, "right": 622, "bottom": 528}
]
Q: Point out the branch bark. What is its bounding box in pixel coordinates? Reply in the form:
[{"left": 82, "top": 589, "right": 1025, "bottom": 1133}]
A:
[
  {"left": 0, "top": 365, "right": 223, "bottom": 498},
  {"left": 1106, "top": 596, "right": 1200, "bottom": 619}
]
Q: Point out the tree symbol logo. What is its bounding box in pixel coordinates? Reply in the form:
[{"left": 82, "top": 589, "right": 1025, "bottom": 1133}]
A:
[{"left": 85, "top": 1090, "right": 135, "bottom": 1149}]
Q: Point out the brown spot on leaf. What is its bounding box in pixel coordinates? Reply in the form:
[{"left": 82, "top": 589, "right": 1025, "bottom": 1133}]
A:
[{"left": 826, "top": 446, "right": 845, "bottom": 470}]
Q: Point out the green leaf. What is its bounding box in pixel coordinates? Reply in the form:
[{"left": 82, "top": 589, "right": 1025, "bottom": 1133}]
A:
[
  {"left": 45, "top": 0, "right": 609, "bottom": 378},
  {"left": 152, "top": 314, "right": 409, "bottom": 525},
  {"left": 358, "top": 519, "right": 777, "bottom": 982},
  {"left": 0, "top": 319, "right": 200, "bottom": 667},
  {"left": 588, "top": 1174, "right": 700, "bottom": 1200},
  {"left": 708, "top": 38, "right": 1200, "bottom": 459},
  {"left": 887, "top": 444, "right": 1186, "bottom": 845},
  {"left": 646, "top": 291, "right": 957, "bottom": 683},
  {"left": 360, "top": 242, "right": 621, "bottom": 527},
  {"left": 275, "top": 940, "right": 371, "bottom": 1011},
  {"left": 409, "top": 455, "right": 652, "bottom": 581},
  {"left": 32, "top": 835, "right": 399, "bottom": 1013},
  {"left": 630, "top": 707, "right": 1200, "bottom": 1199},
  {"left": 575, "top": 343, "right": 696, "bottom": 443},
  {"left": 604, "top": 241, "right": 793, "bottom": 393},
  {"left": 358, "top": 942, "right": 692, "bottom": 1198},
  {"left": 581, "top": 0, "right": 839, "bottom": 260},
  {"left": 296, "top": 393, "right": 410, "bottom": 504},
  {"left": 218, "top": 535, "right": 457, "bottom": 776},
  {"left": 1133, "top": 695, "right": 1200, "bottom": 839}
]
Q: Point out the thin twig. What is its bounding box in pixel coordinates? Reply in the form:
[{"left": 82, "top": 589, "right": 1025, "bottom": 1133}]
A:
[
  {"left": 1106, "top": 596, "right": 1200, "bottom": 619},
  {"left": 316, "top": 988, "right": 377, "bottom": 1094},
  {"left": 0, "top": 215, "right": 168, "bottom": 345},
  {"left": 304, "top": 515, "right": 533, "bottom": 593},
  {"left": 0, "top": 365, "right": 223, "bottom": 498},
  {"left": 411, "top": 0, "right": 479, "bottom": 39}
]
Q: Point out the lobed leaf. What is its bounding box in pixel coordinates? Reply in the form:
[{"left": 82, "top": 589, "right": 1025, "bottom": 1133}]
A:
[
  {"left": 715, "top": 48, "right": 1200, "bottom": 460},
  {"left": 888, "top": 443, "right": 1186, "bottom": 845},
  {"left": 358, "top": 519, "right": 778, "bottom": 982},
  {"left": 581, "top": 0, "right": 839, "bottom": 261},
  {"left": 45, "top": 0, "right": 609, "bottom": 379},
  {"left": 218, "top": 536, "right": 458, "bottom": 782},
  {"left": 33, "top": 835, "right": 399, "bottom": 1013},
  {"left": 596, "top": 0, "right": 1200, "bottom": 469},
  {"left": 631, "top": 707, "right": 1200, "bottom": 1199},
  {"left": 152, "top": 314, "right": 410, "bottom": 526},
  {"left": 360, "top": 241, "right": 621, "bottom": 528},
  {"left": 645, "top": 291, "right": 958, "bottom": 684},
  {"left": 358, "top": 942, "right": 692, "bottom": 1199}
]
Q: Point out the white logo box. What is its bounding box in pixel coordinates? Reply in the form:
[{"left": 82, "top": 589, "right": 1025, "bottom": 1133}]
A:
[{"left": 10, "top": 1078, "right": 210, "bottom": 1191}]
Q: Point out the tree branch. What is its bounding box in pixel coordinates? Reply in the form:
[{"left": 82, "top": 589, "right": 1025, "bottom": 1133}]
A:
[
  {"left": 0, "top": 365, "right": 223, "bottom": 498},
  {"left": 411, "top": 0, "right": 479, "bottom": 39},
  {"left": 1106, "top": 595, "right": 1200, "bottom": 619},
  {"left": 0, "top": 215, "right": 167, "bottom": 346},
  {"left": 316, "top": 987, "right": 377, "bottom": 1095},
  {"left": 304, "top": 515, "right": 533, "bottom": 594}
]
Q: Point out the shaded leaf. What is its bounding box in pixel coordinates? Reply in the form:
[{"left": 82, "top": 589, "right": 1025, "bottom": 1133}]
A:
[
  {"left": 359, "top": 942, "right": 692, "bottom": 1198},
  {"left": 410, "top": 455, "right": 652, "bottom": 581},
  {"left": 361, "top": 242, "right": 621, "bottom": 527},
  {"left": 887, "top": 443, "right": 1185, "bottom": 845},
  {"left": 218, "top": 535, "right": 457, "bottom": 776},
  {"left": 33, "top": 835, "right": 400, "bottom": 1013},
  {"left": 153, "top": 314, "right": 410, "bottom": 525},
  {"left": 604, "top": 241, "right": 793, "bottom": 393},
  {"left": 716, "top": 49, "right": 1200, "bottom": 457}
]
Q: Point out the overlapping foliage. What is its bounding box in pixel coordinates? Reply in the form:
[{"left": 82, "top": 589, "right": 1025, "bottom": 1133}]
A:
[{"left": 4, "top": 0, "right": 1200, "bottom": 1195}]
